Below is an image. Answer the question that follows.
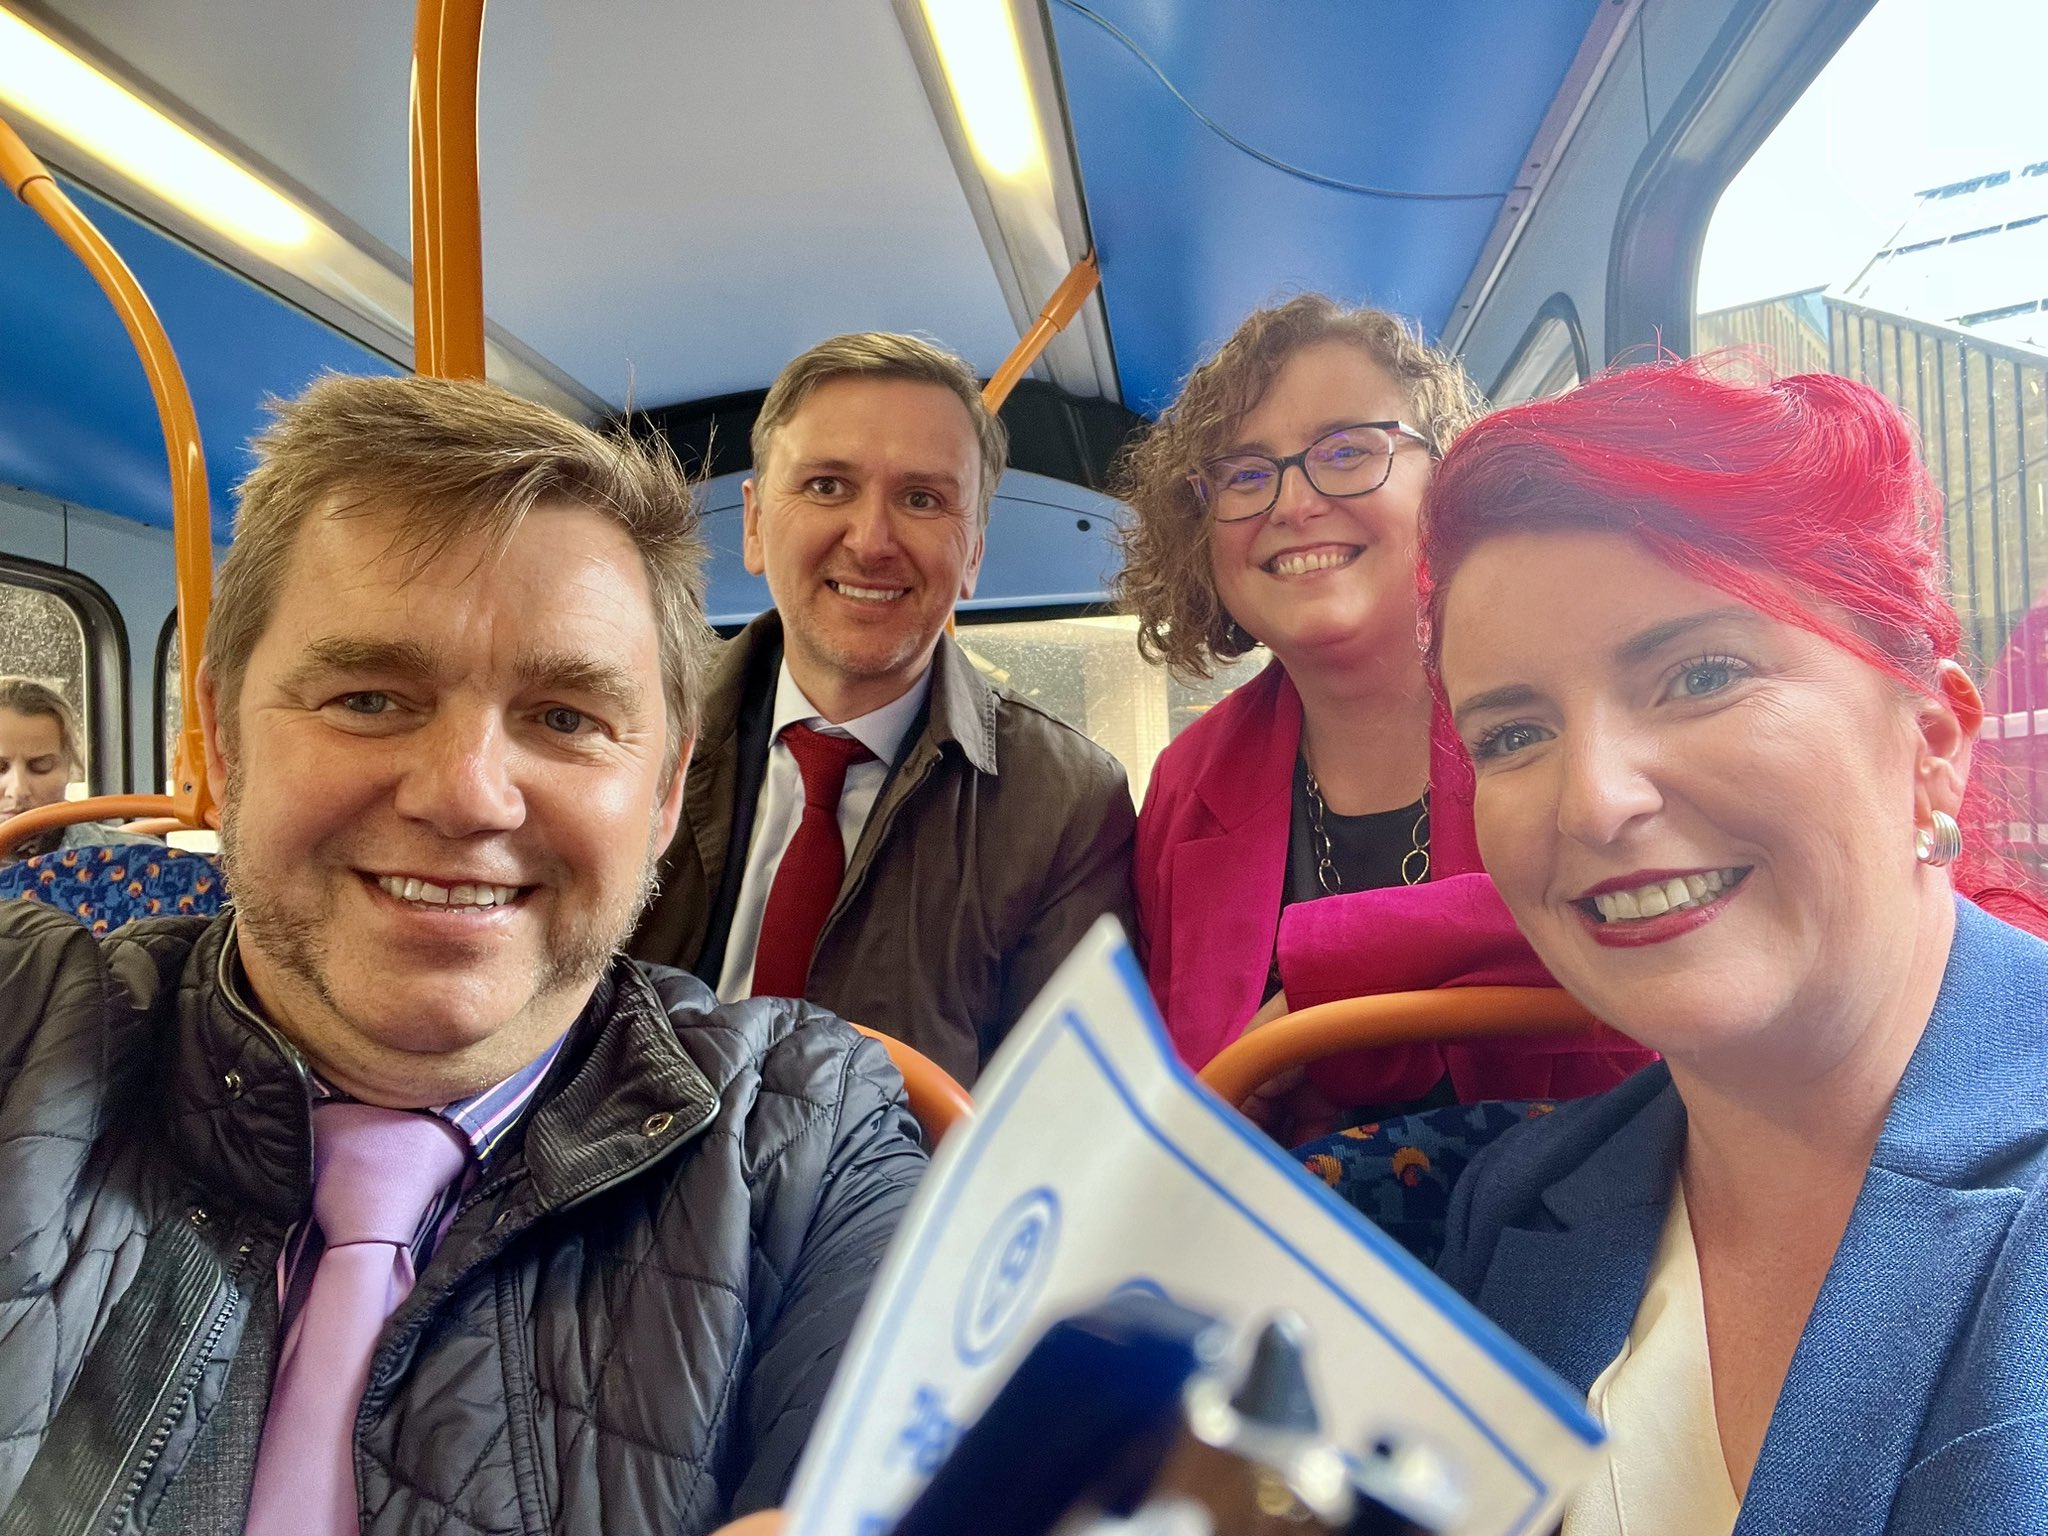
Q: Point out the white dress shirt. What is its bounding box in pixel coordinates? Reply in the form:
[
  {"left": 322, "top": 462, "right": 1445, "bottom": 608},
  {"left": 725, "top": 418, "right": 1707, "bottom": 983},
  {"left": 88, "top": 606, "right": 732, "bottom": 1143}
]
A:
[
  {"left": 716, "top": 661, "right": 932, "bottom": 1002},
  {"left": 1566, "top": 1180, "right": 1741, "bottom": 1536}
]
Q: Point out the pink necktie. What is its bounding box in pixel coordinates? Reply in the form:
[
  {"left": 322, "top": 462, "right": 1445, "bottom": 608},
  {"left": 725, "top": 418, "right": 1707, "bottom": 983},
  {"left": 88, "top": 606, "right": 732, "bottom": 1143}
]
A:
[
  {"left": 244, "top": 1102, "right": 469, "bottom": 1536},
  {"left": 751, "top": 723, "right": 875, "bottom": 999}
]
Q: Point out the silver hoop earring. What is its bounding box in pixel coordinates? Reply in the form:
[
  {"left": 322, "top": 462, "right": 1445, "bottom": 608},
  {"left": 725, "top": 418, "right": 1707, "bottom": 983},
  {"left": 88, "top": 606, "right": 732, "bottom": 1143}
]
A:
[{"left": 1915, "top": 810, "right": 1963, "bottom": 867}]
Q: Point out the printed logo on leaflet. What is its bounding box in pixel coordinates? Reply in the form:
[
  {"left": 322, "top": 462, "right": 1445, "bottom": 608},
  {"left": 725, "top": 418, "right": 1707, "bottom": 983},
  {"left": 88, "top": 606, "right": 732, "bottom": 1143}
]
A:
[{"left": 954, "top": 1186, "right": 1061, "bottom": 1366}]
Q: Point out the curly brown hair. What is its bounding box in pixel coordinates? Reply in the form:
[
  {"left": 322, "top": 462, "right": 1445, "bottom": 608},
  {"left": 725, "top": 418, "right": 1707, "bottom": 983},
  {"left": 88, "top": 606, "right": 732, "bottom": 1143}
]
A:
[{"left": 1111, "top": 295, "right": 1486, "bottom": 680}]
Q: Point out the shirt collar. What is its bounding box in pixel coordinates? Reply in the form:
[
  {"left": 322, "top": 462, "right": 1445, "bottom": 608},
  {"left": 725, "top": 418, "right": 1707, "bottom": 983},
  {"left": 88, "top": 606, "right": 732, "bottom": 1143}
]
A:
[
  {"left": 306, "top": 1030, "right": 568, "bottom": 1166},
  {"left": 771, "top": 657, "right": 931, "bottom": 767}
]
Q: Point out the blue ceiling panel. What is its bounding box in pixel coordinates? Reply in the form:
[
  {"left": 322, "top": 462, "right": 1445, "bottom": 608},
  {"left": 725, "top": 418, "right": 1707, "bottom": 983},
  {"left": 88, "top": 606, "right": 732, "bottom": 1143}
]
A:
[
  {"left": 0, "top": 179, "right": 396, "bottom": 540},
  {"left": 1048, "top": 0, "right": 1607, "bottom": 413}
]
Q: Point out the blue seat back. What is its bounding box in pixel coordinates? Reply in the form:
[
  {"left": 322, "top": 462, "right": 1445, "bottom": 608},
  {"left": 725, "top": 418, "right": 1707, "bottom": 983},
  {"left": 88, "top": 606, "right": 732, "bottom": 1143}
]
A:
[
  {"left": 0, "top": 845, "right": 230, "bottom": 935},
  {"left": 1298, "top": 1099, "right": 1555, "bottom": 1268}
]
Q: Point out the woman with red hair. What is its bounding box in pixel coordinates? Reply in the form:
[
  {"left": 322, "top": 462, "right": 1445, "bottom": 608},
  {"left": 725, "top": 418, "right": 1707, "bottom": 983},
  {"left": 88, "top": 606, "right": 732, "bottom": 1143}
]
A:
[{"left": 1427, "top": 359, "right": 2048, "bottom": 1531}]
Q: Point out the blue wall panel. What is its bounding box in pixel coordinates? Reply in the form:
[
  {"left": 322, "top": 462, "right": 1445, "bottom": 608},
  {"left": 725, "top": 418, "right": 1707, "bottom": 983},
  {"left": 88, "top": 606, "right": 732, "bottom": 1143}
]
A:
[
  {"left": 1048, "top": 0, "right": 1607, "bottom": 412},
  {"left": 0, "top": 179, "right": 396, "bottom": 539}
]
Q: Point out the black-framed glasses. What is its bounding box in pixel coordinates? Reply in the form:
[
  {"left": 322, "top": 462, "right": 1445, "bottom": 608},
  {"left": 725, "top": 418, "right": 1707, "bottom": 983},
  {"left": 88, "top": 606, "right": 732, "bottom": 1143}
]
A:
[{"left": 1190, "top": 421, "right": 1431, "bottom": 523}]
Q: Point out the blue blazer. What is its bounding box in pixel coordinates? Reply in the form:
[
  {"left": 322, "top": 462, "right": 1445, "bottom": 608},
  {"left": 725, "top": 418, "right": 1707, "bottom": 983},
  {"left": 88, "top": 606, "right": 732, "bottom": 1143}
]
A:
[{"left": 1438, "top": 898, "right": 2048, "bottom": 1534}]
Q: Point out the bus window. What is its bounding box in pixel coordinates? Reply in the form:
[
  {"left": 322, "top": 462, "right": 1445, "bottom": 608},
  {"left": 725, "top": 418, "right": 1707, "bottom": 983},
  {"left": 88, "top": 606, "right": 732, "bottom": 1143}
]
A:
[
  {"left": 1695, "top": 0, "right": 2048, "bottom": 875},
  {"left": 955, "top": 613, "right": 1268, "bottom": 805},
  {"left": 157, "top": 615, "right": 181, "bottom": 795},
  {"left": 0, "top": 567, "right": 96, "bottom": 797}
]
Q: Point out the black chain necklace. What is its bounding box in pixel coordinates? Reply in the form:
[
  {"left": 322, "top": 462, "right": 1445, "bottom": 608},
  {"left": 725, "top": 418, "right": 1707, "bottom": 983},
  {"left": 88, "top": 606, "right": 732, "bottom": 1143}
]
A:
[{"left": 1303, "top": 767, "right": 1430, "bottom": 895}]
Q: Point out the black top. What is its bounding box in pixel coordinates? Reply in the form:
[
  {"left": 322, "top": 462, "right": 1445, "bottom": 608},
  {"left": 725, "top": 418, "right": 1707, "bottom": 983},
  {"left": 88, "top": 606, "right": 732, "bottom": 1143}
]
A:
[
  {"left": 1282, "top": 753, "right": 1429, "bottom": 907},
  {"left": 1269, "top": 753, "right": 1451, "bottom": 1122}
]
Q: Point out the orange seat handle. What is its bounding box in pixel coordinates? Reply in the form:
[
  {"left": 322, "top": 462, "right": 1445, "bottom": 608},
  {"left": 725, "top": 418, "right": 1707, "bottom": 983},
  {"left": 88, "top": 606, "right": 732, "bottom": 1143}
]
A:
[
  {"left": 1196, "top": 986, "right": 1600, "bottom": 1109},
  {"left": 851, "top": 1023, "right": 974, "bottom": 1147}
]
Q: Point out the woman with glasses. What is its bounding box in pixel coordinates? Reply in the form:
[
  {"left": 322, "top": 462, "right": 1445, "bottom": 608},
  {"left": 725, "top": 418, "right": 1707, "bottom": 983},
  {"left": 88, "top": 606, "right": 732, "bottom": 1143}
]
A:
[{"left": 1115, "top": 296, "right": 1649, "bottom": 1122}]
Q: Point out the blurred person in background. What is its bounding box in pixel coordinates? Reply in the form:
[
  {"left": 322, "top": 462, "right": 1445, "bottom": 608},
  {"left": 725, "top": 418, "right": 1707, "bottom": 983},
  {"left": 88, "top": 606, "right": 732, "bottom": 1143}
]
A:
[{"left": 0, "top": 675, "right": 156, "bottom": 861}]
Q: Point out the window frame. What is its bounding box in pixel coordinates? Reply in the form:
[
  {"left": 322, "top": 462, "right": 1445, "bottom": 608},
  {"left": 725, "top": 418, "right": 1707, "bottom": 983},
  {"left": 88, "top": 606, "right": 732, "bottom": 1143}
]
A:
[
  {"left": 153, "top": 607, "right": 180, "bottom": 794},
  {"left": 1491, "top": 293, "right": 1592, "bottom": 404},
  {"left": 0, "top": 552, "right": 130, "bottom": 796},
  {"left": 1607, "top": 0, "right": 1880, "bottom": 359}
]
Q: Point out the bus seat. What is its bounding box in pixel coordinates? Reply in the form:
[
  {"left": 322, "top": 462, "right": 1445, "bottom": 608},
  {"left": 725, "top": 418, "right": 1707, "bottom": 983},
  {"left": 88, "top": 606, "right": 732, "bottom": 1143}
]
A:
[
  {"left": 1197, "top": 986, "right": 1595, "bottom": 1265},
  {"left": 0, "top": 846, "right": 229, "bottom": 935},
  {"left": 1296, "top": 1100, "right": 1556, "bottom": 1267},
  {"left": 849, "top": 1023, "right": 972, "bottom": 1148}
]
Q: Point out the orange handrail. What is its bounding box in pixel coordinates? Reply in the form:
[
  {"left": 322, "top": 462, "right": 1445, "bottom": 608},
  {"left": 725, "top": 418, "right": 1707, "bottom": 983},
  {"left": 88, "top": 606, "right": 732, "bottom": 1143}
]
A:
[
  {"left": 0, "top": 116, "right": 215, "bottom": 855},
  {"left": 851, "top": 1024, "right": 974, "bottom": 1147},
  {"left": 981, "top": 251, "right": 1101, "bottom": 412},
  {"left": 1196, "top": 986, "right": 1600, "bottom": 1110},
  {"left": 0, "top": 796, "right": 183, "bottom": 857},
  {"left": 410, "top": 0, "right": 488, "bottom": 379}
]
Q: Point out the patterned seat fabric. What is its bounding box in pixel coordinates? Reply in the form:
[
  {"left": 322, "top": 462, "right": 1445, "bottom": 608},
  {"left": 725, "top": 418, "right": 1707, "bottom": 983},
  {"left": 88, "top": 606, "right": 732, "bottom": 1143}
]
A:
[
  {"left": 0, "top": 846, "right": 229, "bottom": 935},
  {"left": 1298, "top": 1099, "right": 1556, "bottom": 1268}
]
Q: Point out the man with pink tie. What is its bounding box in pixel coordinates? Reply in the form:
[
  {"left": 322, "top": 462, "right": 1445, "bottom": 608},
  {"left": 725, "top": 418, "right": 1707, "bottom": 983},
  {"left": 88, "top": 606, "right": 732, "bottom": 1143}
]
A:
[{"left": 0, "top": 373, "right": 925, "bottom": 1535}]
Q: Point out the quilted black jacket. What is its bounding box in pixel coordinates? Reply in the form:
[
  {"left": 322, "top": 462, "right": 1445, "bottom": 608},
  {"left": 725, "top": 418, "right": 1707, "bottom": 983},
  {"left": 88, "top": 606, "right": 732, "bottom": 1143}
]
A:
[{"left": 0, "top": 903, "right": 925, "bottom": 1535}]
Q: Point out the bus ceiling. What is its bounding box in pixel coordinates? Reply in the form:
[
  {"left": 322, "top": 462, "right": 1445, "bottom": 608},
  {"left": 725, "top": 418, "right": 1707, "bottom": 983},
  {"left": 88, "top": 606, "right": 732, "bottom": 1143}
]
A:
[{"left": 1, "top": 0, "right": 1872, "bottom": 541}]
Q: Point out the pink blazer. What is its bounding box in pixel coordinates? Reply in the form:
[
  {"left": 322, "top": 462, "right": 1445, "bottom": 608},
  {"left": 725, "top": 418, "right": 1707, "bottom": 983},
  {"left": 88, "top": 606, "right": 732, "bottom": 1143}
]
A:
[{"left": 1134, "top": 662, "right": 1653, "bottom": 1103}]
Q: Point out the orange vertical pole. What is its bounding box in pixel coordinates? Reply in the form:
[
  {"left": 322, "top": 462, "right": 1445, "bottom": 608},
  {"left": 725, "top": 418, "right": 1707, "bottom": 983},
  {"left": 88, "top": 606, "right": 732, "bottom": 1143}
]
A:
[
  {"left": 981, "top": 251, "right": 1101, "bottom": 412},
  {"left": 0, "top": 116, "right": 210, "bottom": 834},
  {"left": 411, "top": 0, "right": 489, "bottom": 379}
]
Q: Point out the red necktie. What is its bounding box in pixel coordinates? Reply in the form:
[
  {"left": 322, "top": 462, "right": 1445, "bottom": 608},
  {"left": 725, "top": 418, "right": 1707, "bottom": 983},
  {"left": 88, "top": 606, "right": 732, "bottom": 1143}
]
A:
[{"left": 751, "top": 723, "right": 875, "bottom": 999}]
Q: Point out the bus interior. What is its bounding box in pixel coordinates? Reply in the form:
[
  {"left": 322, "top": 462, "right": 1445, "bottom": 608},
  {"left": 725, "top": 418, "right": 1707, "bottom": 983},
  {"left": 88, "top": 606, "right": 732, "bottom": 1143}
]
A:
[{"left": 1, "top": 0, "right": 2043, "bottom": 862}]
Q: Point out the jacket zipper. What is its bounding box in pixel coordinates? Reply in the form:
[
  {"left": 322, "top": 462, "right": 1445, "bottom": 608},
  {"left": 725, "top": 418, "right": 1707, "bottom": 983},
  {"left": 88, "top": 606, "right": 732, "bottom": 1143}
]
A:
[
  {"left": 85, "top": 924, "right": 291, "bottom": 1534},
  {"left": 98, "top": 1266, "right": 243, "bottom": 1536}
]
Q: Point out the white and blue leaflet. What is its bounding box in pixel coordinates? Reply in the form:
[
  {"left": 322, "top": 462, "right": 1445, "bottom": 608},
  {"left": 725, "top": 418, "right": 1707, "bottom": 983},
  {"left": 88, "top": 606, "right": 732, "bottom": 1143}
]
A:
[{"left": 784, "top": 917, "right": 1604, "bottom": 1536}]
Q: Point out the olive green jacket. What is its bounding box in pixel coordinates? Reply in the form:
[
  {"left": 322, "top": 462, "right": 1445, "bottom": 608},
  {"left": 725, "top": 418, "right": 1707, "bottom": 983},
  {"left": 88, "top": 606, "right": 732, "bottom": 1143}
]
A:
[{"left": 631, "top": 613, "right": 1137, "bottom": 1084}]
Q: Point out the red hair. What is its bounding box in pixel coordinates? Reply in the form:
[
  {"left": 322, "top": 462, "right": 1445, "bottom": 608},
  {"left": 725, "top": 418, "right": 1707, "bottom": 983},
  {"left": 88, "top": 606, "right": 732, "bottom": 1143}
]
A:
[{"left": 1417, "top": 355, "right": 2048, "bottom": 932}]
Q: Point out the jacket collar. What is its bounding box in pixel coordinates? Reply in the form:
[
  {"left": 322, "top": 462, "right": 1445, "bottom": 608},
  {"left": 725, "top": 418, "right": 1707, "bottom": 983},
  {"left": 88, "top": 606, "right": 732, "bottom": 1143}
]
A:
[
  {"left": 1874, "top": 895, "right": 2048, "bottom": 1182},
  {"left": 1189, "top": 661, "right": 1297, "bottom": 834},
  {"left": 515, "top": 962, "right": 720, "bottom": 1211},
  {"left": 1177, "top": 662, "right": 1482, "bottom": 875},
  {"left": 924, "top": 629, "right": 1000, "bottom": 775},
  {"left": 698, "top": 612, "right": 775, "bottom": 765},
  {"left": 1483, "top": 900, "right": 2048, "bottom": 1529},
  {"left": 1475, "top": 1069, "right": 1686, "bottom": 1393},
  {"left": 164, "top": 917, "right": 719, "bottom": 1227},
  {"left": 716, "top": 611, "right": 996, "bottom": 776}
]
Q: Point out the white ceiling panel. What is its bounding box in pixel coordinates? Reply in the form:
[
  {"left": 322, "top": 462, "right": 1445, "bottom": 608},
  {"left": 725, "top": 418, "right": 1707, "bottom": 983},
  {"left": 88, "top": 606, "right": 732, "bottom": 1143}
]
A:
[{"left": 26, "top": 0, "right": 1024, "bottom": 408}]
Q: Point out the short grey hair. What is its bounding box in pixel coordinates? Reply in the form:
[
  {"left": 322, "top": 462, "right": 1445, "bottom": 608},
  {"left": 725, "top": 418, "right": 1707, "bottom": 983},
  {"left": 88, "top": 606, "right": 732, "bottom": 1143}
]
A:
[
  {"left": 752, "top": 332, "right": 1008, "bottom": 524},
  {"left": 211, "top": 373, "right": 710, "bottom": 771}
]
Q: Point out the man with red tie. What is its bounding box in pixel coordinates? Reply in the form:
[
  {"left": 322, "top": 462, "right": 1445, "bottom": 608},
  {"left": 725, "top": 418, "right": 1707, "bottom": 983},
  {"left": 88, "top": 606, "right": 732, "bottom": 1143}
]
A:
[
  {"left": 0, "top": 374, "right": 924, "bottom": 1535},
  {"left": 633, "top": 333, "right": 1137, "bottom": 1084}
]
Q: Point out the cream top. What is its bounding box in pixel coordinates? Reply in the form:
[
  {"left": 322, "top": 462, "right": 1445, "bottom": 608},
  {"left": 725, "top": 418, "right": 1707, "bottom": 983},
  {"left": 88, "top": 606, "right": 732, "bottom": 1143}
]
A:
[{"left": 1564, "top": 1181, "right": 1741, "bottom": 1536}]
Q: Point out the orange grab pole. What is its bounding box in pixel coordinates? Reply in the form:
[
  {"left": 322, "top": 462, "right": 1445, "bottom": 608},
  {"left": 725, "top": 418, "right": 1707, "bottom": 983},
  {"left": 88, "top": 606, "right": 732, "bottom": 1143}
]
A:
[
  {"left": 1196, "top": 986, "right": 1600, "bottom": 1110},
  {"left": 851, "top": 1024, "right": 974, "bottom": 1147},
  {"left": 0, "top": 116, "right": 214, "bottom": 853},
  {"left": 411, "top": 0, "right": 488, "bottom": 380},
  {"left": 981, "top": 251, "right": 1101, "bottom": 413}
]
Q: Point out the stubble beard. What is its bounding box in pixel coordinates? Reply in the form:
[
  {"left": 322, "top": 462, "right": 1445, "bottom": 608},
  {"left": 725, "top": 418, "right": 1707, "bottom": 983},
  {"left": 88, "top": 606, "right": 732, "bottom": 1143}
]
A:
[{"left": 218, "top": 763, "right": 668, "bottom": 1070}]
